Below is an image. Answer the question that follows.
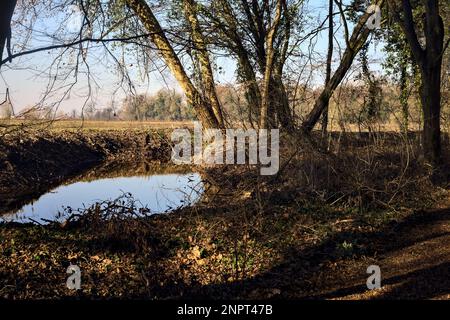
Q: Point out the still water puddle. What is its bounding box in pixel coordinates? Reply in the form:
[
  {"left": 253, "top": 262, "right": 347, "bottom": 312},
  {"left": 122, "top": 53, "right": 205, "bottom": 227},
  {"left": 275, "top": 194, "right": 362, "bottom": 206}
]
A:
[{"left": 1, "top": 172, "right": 203, "bottom": 224}]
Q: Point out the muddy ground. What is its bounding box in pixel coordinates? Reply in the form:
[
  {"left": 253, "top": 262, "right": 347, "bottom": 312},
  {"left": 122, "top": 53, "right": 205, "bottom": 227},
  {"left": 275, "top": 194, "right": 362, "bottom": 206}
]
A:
[{"left": 0, "top": 130, "right": 449, "bottom": 300}]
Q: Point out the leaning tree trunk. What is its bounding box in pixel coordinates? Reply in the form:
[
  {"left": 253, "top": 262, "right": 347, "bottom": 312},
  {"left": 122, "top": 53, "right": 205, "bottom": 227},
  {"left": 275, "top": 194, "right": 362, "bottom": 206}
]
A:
[
  {"left": 302, "top": 0, "right": 385, "bottom": 132},
  {"left": 125, "top": 0, "right": 220, "bottom": 128},
  {"left": 301, "top": 30, "right": 370, "bottom": 132}
]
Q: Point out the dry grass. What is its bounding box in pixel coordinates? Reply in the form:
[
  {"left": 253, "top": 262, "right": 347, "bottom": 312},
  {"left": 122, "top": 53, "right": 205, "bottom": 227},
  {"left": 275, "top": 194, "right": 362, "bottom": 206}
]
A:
[
  {"left": 1, "top": 118, "right": 449, "bottom": 135},
  {"left": 0, "top": 119, "right": 194, "bottom": 132}
]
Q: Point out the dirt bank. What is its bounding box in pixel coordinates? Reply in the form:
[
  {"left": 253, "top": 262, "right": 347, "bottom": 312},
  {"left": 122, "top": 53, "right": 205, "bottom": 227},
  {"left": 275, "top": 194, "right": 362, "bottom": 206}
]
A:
[{"left": 0, "top": 130, "right": 172, "bottom": 212}]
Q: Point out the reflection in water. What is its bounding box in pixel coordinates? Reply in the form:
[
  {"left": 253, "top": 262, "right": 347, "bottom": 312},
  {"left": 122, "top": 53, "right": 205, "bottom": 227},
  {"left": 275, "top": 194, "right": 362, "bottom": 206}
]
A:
[{"left": 1, "top": 173, "right": 203, "bottom": 224}]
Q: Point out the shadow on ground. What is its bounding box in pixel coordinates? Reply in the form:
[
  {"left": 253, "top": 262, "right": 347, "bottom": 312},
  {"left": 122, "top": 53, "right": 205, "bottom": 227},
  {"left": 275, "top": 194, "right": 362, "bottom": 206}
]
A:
[{"left": 173, "top": 207, "right": 450, "bottom": 300}]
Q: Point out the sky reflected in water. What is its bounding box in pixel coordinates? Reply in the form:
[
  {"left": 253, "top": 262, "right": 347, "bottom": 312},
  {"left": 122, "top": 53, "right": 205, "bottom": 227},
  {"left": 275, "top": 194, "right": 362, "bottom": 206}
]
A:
[{"left": 1, "top": 173, "right": 203, "bottom": 224}]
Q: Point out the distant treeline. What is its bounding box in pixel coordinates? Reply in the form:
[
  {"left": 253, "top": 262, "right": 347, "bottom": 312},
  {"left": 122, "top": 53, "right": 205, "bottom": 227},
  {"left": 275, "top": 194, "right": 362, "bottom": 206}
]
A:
[
  {"left": 76, "top": 89, "right": 195, "bottom": 121},
  {"left": 5, "top": 83, "right": 449, "bottom": 133}
]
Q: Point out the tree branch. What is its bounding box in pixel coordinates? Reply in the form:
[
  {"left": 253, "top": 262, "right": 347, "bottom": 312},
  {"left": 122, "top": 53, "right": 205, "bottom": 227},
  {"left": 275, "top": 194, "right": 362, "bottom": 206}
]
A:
[{"left": 0, "top": 34, "right": 157, "bottom": 67}]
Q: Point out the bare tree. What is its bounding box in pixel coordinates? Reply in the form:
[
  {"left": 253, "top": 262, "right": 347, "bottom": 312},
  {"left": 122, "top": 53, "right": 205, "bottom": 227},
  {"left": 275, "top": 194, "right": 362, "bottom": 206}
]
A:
[
  {"left": 301, "top": 0, "right": 385, "bottom": 132},
  {"left": 124, "top": 0, "right": 222, "bottom": 128}
]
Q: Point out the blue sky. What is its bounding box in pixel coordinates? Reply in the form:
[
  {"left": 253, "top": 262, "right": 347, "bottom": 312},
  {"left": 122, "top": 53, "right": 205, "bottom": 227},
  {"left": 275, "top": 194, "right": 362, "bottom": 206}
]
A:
[{"left": 0, "top": 1, "right": 386, "bottom": 115}]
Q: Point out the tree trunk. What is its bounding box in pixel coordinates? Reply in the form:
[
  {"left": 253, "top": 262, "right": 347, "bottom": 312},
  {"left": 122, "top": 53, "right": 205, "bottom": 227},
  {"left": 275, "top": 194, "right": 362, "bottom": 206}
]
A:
[
  {"left": 302, "top": 0, "right": 385, "bottom": 132},
  {"left": 420, "top": 61, "right": 443, "bottom": 165},
  {"left": 237, "top": 51, "right": 261, "bottom": 127},
  {"left": 217, "top": 0, "right": 293, "bottom": 131},
  {"left": 399, "top": 62, "right": 409, "bottom": 134},
  {"left": 271, "top": 74, "right": 294, "bottom": 131},
  {"left": 218, "top": 0, "right": 261, "bottom": 127},
  {"left": 0, "top": 0, "right": 17, "bottom": 67},
  {"left": 420, "top": 1, "right": 444, "bottom": 165},
  {"left": 260, "top": 0, "right": 283, "bottom": 129},
  {"left": 394, "top": 0, "right": 445, "bottom": 165},
  {"left": 125, "top": 0, "right": 220, "bottom": 128},
  {"left": 301, "top": 31, "right": 370, "bottom": 132},
  {"left": 274, "top": 0, "right": 295, "bottom": 132},
  {"left": 183, "top": 0, "right": 224, "bottom": 127},
  {"left": 321, "top": 0, "right": 334, "bottom": 135}
]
